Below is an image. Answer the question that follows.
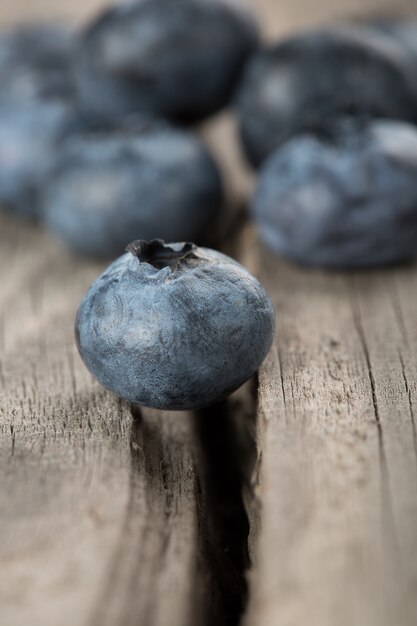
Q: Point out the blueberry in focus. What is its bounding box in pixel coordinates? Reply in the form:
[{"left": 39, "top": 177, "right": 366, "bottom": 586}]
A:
[
  {"left": 41, "top": 120, "right": 223, "bottom": 257},
  {"left": 75, "top": 0, "right": 259, "bottom": 122},
  {"left": 236, "top": 26, "right": 417, "bottom": 167},
  {"left": 75, "top": 240, "right": 275, "bottom": 410},
  {"left": 252, "top": 118, "right": 417, "bottom": 268}
]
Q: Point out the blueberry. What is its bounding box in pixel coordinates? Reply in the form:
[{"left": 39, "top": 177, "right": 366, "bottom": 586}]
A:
[
  {"left": 362, "top": 17, "right": 417, "bottom": 62},
  {"left": 75, "top": 240, "right": 275, "bottom": 410},
  {"left": 41, "top": 120, "right": 223, "bottom": 257},
  {"left": 0, "top": 23, "right": 75, "bottom": 103},
  {"left": 0, "top": 100, "right": 81, "bottom": 218},
  {"left": 236, "top": 26, "right": 417, "bottom": 167},
  {"left": 252, "top": 118, "right": 417, "bottom": 268},
  {"left": 0, "top": 23, "right": 80, "bottom": 217},
  {"left": 75, "top": 0, "right": 259, "bottom": 122}
]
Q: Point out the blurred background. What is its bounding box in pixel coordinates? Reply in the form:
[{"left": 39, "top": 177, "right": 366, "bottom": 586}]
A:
[
  {"left": 1, "top": 0, "right": 416, "bottom": 256},
  {"left": 0, "top": 0, "right": 413, "bottom": 35}
]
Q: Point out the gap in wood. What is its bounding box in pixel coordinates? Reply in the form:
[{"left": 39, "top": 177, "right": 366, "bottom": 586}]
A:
[
  {"left": 193, "top": 381, "right": 258, "bottom": 626},
  {"left": 128, "top": 388, "right": 258, "bottom": 626}
]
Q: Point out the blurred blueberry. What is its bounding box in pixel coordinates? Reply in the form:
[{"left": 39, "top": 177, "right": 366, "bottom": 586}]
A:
[
  {"left": 0, "top": 23, "right": 75, "bottom": 103},
  {"left": 236, "top": 26, "right": 417, "bottom": 167},
  {"left": 75, "top": 0, "right": 259, "bottom": 122},
  {"left": 353, "top": 17, "right": 417, "bottom": 96},
  {"left": 0, "top": 100, "right": 81, "bottom": 218},
  {"left": 0, "top": 23, "right": 80, "bottom": 217},
  {"left": 252, "top": 118, "right": 417, "bottom": 268},
  {"left": 41, "top": 120, "right": 223, "bottom": 257},
  {"left": 75, "top": 239, "right": 275, "bottom": 410},
  {"left": 362, "top": 16, "right": 417, "bottom": 61}
]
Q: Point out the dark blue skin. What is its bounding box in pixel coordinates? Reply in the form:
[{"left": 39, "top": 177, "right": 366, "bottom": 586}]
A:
[
  {"left": 362, "top": 17, "right": 417, "bottom": 61},
  {"left": 0, "top": 100, "right": 81, "bottom": 218},
  {"left": 0, "top": 23, "right": 79, "bottom": 218},
  {"left": 0, "top": 23, "right": 75, "bottom": 103},
  {"left": 236, "top": 26, "right": 417, "bottom": 167},
  {"left": 41, "top": 121, "right": 223, "bottom": 257},
  {"left": 75, "top": 0, "right": 259, "bottom": 123},
  {"left": 252, "top": 118, "right": 417, "bottom": 269},
  {"left": 360, "top": 18, "right": 417, "bottom": 93},
  {"left": 75, "top": 240, "right": 275, "bottom": 410}
]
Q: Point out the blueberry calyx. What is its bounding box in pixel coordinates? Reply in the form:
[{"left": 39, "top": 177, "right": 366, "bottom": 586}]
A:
[{"left": 126, "top": 239, "right": 198, "bottom": 270}]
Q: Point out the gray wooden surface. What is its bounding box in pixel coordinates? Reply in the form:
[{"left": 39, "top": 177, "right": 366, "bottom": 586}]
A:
[
  {"left": 1, "top": 1, "right": 417, "bottom": 626},
  {"left": 242, "top": 231, "right": 417, "bottom": 626}
]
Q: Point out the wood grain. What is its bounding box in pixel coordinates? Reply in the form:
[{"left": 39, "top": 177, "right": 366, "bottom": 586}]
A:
[{"left": 242, "top": 231, "right": 417, "bottom": 626}]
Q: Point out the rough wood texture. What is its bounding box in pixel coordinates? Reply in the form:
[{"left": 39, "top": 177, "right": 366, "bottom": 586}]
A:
[{"left": 243, "top": 230, "right": 417, "bottom": 626}]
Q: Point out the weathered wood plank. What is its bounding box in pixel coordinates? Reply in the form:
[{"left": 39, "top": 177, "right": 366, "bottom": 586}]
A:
[
  {"left": 243, "top": 231, "right": 417, "bottom": 626},
  {"left": 0, "top": 214, "right": 204, "bottom": 626}
]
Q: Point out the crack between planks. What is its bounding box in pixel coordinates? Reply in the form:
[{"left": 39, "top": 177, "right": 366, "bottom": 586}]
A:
[
  {"left": 89, "top": 396, "right": 255, "bottom": 626},
  {"left": 194, "top": 387, "right": 256, "bottom": 626}
]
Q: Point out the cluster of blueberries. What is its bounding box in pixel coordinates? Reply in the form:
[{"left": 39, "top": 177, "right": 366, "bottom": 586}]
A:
[
  {"left": 240, "top": 19, "right": 417, "bottom": 268},
  {"left": 0, "top": 0, "right": 257, "bottom": 257},
  {"left": 2, "top": 3, "right": 417, "bottom": 268},
  {"left": 4, "top": 2, "right": 417, "bottom": 410}
]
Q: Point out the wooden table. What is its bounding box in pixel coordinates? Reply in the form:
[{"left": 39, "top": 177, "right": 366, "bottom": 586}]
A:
[{"left": 1, "top": 2, "right": 417, "bottom": 626}]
